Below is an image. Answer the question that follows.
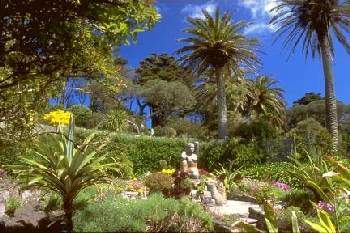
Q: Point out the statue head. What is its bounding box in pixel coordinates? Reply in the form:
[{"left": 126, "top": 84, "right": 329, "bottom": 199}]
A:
[{"left": 186, "top": 143, "right": 195, "bottom": 154}]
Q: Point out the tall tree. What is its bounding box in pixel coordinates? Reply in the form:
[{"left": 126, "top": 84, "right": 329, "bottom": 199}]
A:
[
  {"left": 293, "top": 92, "right": 324, "bottom": 106},
  {"left": 134, "top": 54, "right": 196, "bottom": 126},
  {"left": 0, "top": 0, "right": 159, "bottom": 144},
  {"left": 177, "top": 8, "right": 260, "bottom": 139},
  {"left": 271, "top": 0, "right": 350, "bottom": 151},
  {"left": 244, "top": 76, "right": 286, "bottom": 127},
  {"left": 136, "top": 53, "right": 194, "bottom": 86}
]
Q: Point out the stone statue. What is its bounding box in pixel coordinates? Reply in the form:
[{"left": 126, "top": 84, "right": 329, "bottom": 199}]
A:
[{"left": 180, "top": 143, "right": 199, "bottom": 179}]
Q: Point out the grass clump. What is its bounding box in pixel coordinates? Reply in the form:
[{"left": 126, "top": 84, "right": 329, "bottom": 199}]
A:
[{"left": 5, "top": 196, "right": 22, "bottom": 217}]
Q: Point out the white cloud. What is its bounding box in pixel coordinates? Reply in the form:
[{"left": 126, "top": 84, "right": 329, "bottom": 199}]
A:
[
  {"left": 239, "top": 0, "right": 278, "bottom": 35},
  {"left": 181, "top": 1, "right": 217, "bottom": 19}
]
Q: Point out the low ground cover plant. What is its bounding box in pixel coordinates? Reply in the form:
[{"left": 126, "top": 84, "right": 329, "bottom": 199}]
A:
[{"left": 73, "top": 193, "right": 213, "bottom": 232}]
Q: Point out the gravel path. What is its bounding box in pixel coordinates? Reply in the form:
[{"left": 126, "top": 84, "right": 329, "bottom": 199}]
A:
[{"left": 208, "top": 200, "right": 262, "bottom": 217}]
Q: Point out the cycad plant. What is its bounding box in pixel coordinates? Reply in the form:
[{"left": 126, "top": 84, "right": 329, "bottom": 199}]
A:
[
  {"left": 178, "top": 8, "right": 260, "bottom": 139},
  {"left": 11, "top": 116, "right": 117, "bottom": 232},
  {"left": 270, "top": 0, "right": 350, "bottom": 152}
]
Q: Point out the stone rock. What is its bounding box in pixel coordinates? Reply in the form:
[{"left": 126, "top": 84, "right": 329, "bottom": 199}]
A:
[
  {"left": 205, "top": 180, "right": 227, "bottom": 206},
  {"left": 208, "top": 200, "right": 262, "bottom": 217},
  {"left": 248, "top": 206, "right": 266, "bottom": 231},
  {"left": 0, "top": 204, "right": 59, "bottom": 233},
  {"left": 229, "top": 193, "right": 257, "bottom": 203},
  {"left": 20, "top": 189, "right": 41, "bottom": 205},
  {"left": 213, "top": 219, "right": 232, "bottom": 233},
  {"left": 0, "top": 202, "right": 5, "bottom": 217},
  {"left": 121, "top": 191, "right": 138, "bottom": 200}
]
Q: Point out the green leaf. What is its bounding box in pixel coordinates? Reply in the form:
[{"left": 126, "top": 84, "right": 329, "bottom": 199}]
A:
[
  {"left": 291, "top": 211, "right": 300, "bottom": 233},
  {"left": 305, "top": 220, "right": 328, "bottom": 233},
  {"left": 265, "top": 218, "right": 278, "bottom": 233}
]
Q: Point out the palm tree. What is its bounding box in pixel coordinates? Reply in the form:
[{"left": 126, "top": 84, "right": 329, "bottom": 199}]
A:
[
  {"left": 270, "top": 0, "right": 350, "bottom": 151},
  {"left": 245, "top": 76, "right": 286, "bottom": 127},
  {"left": 178, "top": 8, "right": 260, "bottom": 139}
]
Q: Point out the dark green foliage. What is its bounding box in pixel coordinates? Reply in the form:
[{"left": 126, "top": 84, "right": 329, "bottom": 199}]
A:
[
  {"left": 142, "top": 80, "right": 196, "bottom": 126},
  {"left": 166, "top": 117, "right": 208, "bottom": 139},
  {"left": 0, "top": 143, "right": 23, "bottom": 167},
  {"left": 238, "top": 162, "right": 301, "bottom": 188},
  {"left": 234, "top": 120, "right": 279, "bottom": 141},
  {"left": 144, "top": 173, "right": 174, "bottom": 195},
  {"left": 340, "top": 133, "right": 350, "bottom": 155},
  {"left": 276, "top": 207, "right": 314, "bottom": 233},
  {"left": 281, "top": 189, "right": 315, "bottom": 213},
  {"left": 293, "top": 92, "right": 324, "bottom": 106},
  {"left": 43, "top": 193, "right": 62, "bottom": 212},
  {"left": 288, "top": 118, "right": 331, "bottom": 159},
  {"left": 198, "top": 141, "right": 226, "bottom": 171},
  {"left": 154, "top": 126, "right": 177, "bottom": 138},
  {"left": 136, "top": 53, "right": 194, "bottom": 86},
  {"left": 199, "top": 138, "right": 264, "bottom": 171},
  {"left": 73, "top": 193, "right": 213, "bottom": 232},
  {"left": 172, "top": 174, "right": 193, "bottom": 198},
  {"left": 287, "top": 100, "right": 347, "bottom": 129},
  {"left": 68, "top": 105, "right": 93, "bottom": 128},
  {"left": 75, "top": 129, "right": 187, "bottom": 175},
  {"left": 134, "top": 54, "right": 196, "bottom": 127}
]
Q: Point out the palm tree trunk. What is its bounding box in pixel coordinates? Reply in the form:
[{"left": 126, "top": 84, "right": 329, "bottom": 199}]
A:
[
  {"left": 320, "top": 38, "right": 339, "bottom": 152},
  {"left": 63, "top": 198, "right": 73, "bottom": 232},
  {"left": 216, "top": 68, "right": 228, "bottom": 139}
]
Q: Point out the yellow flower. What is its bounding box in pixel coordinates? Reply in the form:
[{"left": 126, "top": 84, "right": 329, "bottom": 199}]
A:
[
  {"left": 43, "top": 110, "right": 71, "bottom": 125},
  {"left": 161, "top": 168, "right": 175, "bottom": 175},
  {"left": 136, "top": 189, "right": 144, "bottom": 194}
]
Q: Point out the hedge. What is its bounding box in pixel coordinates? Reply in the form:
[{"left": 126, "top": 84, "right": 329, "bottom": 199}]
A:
[{"left": 75, "top": 128, "right": 190, "bottom": 175}]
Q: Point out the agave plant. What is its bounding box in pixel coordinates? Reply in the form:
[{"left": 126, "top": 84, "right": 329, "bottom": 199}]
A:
[
  {"left": 11, "top": 116, "right": 117, "bottom": 232},
  {"left": 289, "top": 155, "right": 350, "bottom": 232}
]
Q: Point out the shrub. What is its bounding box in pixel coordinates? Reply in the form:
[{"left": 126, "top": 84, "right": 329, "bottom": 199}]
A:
[
  {"left": 99, "top": 109, "right": 129, "bottom": 132},
  {"left": 43, "top": 193, "right": 62, "bottom": 212},
  {"left": 144, "top": 172, "right": 174, "bottom": 195},
  {"left": 154, "top": 126, "right": 177, "bottom": 138},
  {"left": 75, "top": 129, "right": 187, "bottom": 175},
  {"left": 199, "top": 138, "right": 264, "bottom": 171},
  {"left": 67, "top": 105, "right": 92, "bottom": 128},
  {"left": 166, "top": 117, "right": 207, "bottom": 139},
  {"left": 5, "top": 196, "right": 22, "bottom": 217},
  {"left": 238, "top": 162, "right": 301, "bottom": 188},
  {"left": 287, "top": 118, "right": 331, "bottom": 160},
  {"left": 276, "top": 207, "right": 314, "bottom": 233},
  {"left": 73, "top": 193, "right": 213, "bottom": 232},
  {"left": 281, "top": 189, "right": 315, "bottom": 213},
  {"left": 234, "top": 120, "right": 279, "bottom": 141},
  {"left": 172, "top": 173, "right": 193, "bottom": 198},
  {"left": 199, "top": 141, "right": 226, "bottom": 171}
]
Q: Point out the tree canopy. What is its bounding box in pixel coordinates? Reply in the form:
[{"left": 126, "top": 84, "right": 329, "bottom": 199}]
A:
[{"left": 0, "top": 0, "right": 160, "bottom": 144}]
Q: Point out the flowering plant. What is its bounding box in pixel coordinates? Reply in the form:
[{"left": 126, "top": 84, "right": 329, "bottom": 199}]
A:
[
  {"left": 273, "top": 181, "right": 290, "bottom": 191},
  {"left": 43, "top": 110, "right": 71, "bottom": 125},
  {"left": 161, "top": 168, "right": 176, "bottom": 175},
  {"left": 317, "top": 201, "right": 335, "bottom": 213}
]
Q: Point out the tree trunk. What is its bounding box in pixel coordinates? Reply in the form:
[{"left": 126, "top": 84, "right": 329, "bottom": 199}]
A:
[
  {"left": 63, "top": 198, "right": 73, "bottom": 233},
  {"left": 216, "top": 68, "right": 228, "bottom": 139},
  {"left": 320, "top": 38, "right": 339, "bottom": 153}
]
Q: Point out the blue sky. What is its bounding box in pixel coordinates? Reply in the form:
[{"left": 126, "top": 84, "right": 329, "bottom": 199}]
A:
[{"left": 120, "top": 0, "right": 350, "bottom": 107}]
